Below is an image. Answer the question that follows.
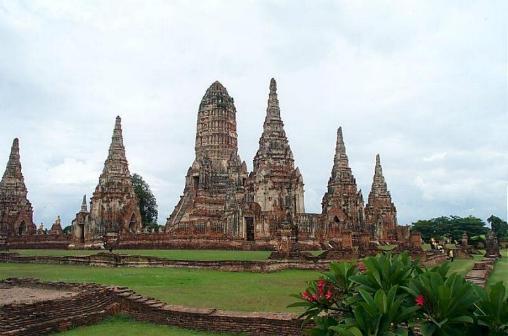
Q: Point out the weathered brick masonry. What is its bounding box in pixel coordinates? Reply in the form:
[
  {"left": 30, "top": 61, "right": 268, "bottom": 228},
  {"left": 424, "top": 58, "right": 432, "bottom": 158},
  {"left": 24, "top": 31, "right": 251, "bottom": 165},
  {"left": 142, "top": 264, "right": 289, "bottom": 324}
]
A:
[{"left": 1, "top": 278, "right": 307, "bottom": 336}]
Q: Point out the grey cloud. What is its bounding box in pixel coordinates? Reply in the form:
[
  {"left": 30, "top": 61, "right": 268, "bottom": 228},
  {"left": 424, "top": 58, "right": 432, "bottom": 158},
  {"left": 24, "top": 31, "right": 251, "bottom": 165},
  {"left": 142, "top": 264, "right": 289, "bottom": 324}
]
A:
[{"left": 0, "top": 0, "right": 506, "bottom": 227}]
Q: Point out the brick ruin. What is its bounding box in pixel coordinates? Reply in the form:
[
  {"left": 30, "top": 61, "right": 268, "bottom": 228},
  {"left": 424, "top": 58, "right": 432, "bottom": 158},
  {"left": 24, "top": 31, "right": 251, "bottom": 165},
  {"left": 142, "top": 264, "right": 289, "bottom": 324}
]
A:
[
  {"left": 69, "top": 117, "right": 142, "bottom": 247},
  {"left": 0, "top": 138, "right": 35, "bottom": 237},
  {"left": 364, "top": 154, "right": 398, "bottom": 241},
  {"left": 1, "top": 79, "right": 414, "bottom": 251},
  {"left": 245, "top": 78, "right": 305, "bottom": 240},
  {"left": 321, "top": 127, "right": 365, "bottom": 239},
  {"left": 165, "top": 81, "right": 249, "bottom": 239},
  {"left": 164, "top": 80, "right": 403, "bottom": 248}
]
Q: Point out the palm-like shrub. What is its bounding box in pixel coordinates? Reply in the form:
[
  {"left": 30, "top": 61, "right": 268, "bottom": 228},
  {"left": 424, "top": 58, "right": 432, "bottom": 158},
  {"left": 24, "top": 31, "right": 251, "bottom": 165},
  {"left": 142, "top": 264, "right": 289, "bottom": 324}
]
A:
[
  {"left": 349, "top": 253, "right": 420, "bottom": 294},
  {"left": 474, "top": 281, "right": 508, "bottom": 335},
  {"left": 404, "top": 272, "right": 479, "bottom": 335},
  {"left": 331, "top": 286, "right": 419, "bottom": 336},
  {"left": 291, "top": 252, "right": 507, "bottom": 336}
]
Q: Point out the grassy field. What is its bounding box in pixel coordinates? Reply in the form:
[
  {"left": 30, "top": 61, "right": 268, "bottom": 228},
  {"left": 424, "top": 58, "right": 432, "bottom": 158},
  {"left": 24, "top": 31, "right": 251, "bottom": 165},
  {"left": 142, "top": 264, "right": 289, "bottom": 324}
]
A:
[
  {"left": 0, "top": 263, "right": 317, "bottom": 312},
  {"left": 56, "top": 315, "right": 235, "bottom": 336},
  {"left": 488, "top": 249, "right": 508, "bottom": 288},
  {"left": 446, "top": 253, "right": 483, "bottom": 276},
  {"left": 10, "top": 249, "right": 274, "bottom": 261}
]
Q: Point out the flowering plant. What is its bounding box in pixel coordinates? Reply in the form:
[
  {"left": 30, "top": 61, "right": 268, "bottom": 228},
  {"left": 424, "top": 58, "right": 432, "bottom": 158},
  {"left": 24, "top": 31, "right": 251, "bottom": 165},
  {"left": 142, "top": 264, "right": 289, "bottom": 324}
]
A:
[{"left": 291, "top": 252, "right": 507, "bottom": 336}]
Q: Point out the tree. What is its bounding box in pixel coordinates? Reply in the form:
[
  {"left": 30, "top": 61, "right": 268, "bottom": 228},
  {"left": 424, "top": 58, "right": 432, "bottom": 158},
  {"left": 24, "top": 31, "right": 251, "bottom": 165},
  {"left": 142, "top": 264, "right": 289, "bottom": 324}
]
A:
[
  {"left": 131, "top": 173, "right": 158, "bottom": 228},
  {"left": 411, "top": 215, "right": 487, "bottom": 241},
  {"left": 487, "top": 215, "right": 508, "bottom": 239},
  {"left": 63, "top": 225, "right": 72, "bottom": 234}
]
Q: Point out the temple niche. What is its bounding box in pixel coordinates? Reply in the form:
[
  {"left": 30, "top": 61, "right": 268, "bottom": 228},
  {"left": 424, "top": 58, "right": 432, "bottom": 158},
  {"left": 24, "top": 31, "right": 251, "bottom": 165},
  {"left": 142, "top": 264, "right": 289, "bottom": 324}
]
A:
[
  {"left": 71, "top": 117, "right": 142, "bottom": 246},
  {"left": 165, "top": 81, "right": 248, "bottom": 238},
  {"left": 364, "top": 154, "right": 398, "bottom": 242},
  {"left": 0, "top": 138, "right": 36, "bottom": 236},
  {"left": 321, "top": 128, "right": 365, "bottom": 238},
  {"left": 245, "top": 78, "right": 305, "bottom": 240}
]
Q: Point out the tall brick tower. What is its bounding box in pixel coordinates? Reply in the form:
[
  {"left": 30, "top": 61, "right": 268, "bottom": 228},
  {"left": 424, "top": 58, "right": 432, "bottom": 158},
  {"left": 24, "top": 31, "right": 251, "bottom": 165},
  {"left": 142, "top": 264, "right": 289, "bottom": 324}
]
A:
[
  {"left": 166, "top": 81, "right": 248, "bottom": 237},
  {"left": 365, "top": 154, "right": 397, "bottom": 241},
  {"left": 89, "top": 116, "right": 142, "bottom": 238},
  {"left": 321, "top": 128, "right": 365, "bottom": 236},
  {"left": 0, "top": 138, "right": 35, "bottom": 236},
  {"left": 246, "top": 78, "right": 304, "bottom": 239}
]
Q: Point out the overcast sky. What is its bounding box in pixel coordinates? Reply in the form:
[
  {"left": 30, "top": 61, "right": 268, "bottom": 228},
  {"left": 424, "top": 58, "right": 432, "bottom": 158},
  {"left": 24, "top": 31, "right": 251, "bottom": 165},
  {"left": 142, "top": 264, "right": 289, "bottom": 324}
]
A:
[{"left": 0, "top": 1, "right": 506, "bottom": 228}]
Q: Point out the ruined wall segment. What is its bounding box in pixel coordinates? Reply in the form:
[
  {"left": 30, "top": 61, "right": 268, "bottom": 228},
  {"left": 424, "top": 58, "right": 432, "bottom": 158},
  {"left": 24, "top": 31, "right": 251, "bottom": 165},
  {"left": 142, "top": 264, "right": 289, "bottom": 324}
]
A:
[
  {"left": 364, "top": 154, "right": 397, "bottom": 241},
  {"left": 0, "top": 138, "right": 35, "bottom": 236},
  {"left": 88, "top": 117, "right": 142, "bottom": 241},
  {"left": 321, "top": 128, "right": 365, "bottom": 237},
  {"left": 166, "top": 81, "right": 248, "bottom": 238}
]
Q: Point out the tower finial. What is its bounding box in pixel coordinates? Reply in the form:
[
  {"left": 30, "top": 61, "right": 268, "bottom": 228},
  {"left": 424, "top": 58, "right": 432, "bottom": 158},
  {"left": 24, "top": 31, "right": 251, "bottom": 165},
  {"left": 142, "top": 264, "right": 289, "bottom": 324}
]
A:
[
  {"left": 270, "top": 78, "right": 277, "bottom": 94},
  {"left": 333, "top": 127, "right": 348, "bottom": 169},
  {"left": 81, "top": 194, "right": 87, "bottom": 212}
]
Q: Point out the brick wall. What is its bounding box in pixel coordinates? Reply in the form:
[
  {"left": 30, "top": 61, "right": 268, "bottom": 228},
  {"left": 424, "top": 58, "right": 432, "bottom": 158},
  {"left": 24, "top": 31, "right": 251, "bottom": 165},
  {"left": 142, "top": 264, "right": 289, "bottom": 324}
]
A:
[{"left": 1, "top": 278, "right": 307, "bottom": 336}]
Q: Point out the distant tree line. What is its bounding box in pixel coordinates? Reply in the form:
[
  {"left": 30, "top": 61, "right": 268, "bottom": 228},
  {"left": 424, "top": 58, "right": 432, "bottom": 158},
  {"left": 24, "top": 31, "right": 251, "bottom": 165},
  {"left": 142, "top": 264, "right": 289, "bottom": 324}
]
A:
[{"left": 411, "top": 215, "right": 507, "bottom": 242}]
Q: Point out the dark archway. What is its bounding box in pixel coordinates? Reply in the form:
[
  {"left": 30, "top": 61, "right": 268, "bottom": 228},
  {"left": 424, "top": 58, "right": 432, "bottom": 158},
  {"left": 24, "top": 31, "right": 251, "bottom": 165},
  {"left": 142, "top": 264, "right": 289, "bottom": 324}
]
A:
[
  {"left": 128, "top": 214, "right": 137, "bottom": 233},
  {"left": 245, "top": 217, "right": 254, "bottom": 241},
  {"left": 78, "top": 223, "right": 85, "bottom": 243},
  {"left": 18, "top": 221, "right": 26, "bottom": 236}
]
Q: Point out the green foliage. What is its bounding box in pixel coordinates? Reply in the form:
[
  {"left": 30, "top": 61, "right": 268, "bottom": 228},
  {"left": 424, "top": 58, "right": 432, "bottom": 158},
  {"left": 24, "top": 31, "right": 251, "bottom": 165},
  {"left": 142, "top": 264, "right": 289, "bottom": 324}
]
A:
[
  {"left": 291, "top": 252, "right": 507, "bottom": 336},
  {"left": 487, "top": 215, "right": 508, "bottom": 240},
  {"left": 62, "top": 225, "right": 72, "bottom": 234},
  {"left": 411, "top": 216, "right": 487, "bottom": 241},
  {"left": 405, "top": 272, "right": 479, "bottom": 335},
  {"left": 350, "top": 253, "right": 419, "bottom": 294},
  {"left": 474, "top": 281, "right": 508, "bottom": 335},
  {"left": 131, "top": 173, "right": 158, "bottom": 227},
  {"left": 331, "top": 287, "right": 418, "bottom": 336}
]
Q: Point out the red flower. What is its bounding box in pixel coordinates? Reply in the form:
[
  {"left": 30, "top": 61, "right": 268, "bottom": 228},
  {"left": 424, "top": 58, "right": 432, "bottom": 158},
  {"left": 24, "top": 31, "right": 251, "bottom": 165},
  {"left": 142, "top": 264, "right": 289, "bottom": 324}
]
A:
[
  {"left": 325, "top": 289, "right": 333, "bottom": 300},
  {"left": 415, "top": 294, "right": 425, "bottom": 307},
  {"left": 357, "top": 261, "right": 366, "bottom": 273}
]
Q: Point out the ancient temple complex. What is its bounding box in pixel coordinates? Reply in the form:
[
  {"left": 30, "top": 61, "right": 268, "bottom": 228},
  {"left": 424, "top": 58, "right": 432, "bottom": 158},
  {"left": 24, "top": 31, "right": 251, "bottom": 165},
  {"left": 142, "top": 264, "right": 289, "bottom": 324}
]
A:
[
  {"left": 71, "top": 117, "right": 142, "bottom": 246},
  {"left": 321, "top": 128, "right": 365, "bottom": 237},
  {"left": 165, "top": 79, "right": 401, "bottom": 244},
  {"left": 245, "top": 79, "right": 305, "bottom": 239},
  {"left": 0, "top": 138, "right": 35, "bottom": 236},
  {"left": 1, "top": 78, "right": 404, "bottom": 249},
  {"left": 165, "top": 81, "right": 248, "bottom": 238},
  {"left": 364, "top": 154, "right": 398, "bottom": 241}
]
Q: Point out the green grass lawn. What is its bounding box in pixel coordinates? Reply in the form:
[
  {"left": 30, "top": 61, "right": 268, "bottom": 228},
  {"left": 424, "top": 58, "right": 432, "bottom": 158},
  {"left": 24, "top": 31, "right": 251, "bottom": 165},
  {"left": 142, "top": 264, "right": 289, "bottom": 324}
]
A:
[
  {"left": 488, "top": 249, "right": 508, "bottom": 288},
  {"left": 446, "top": 253, "right": 484, "bottom": 276},
  {"left": 0, "top": 263, "right": 317, "bottom": 313},
  {"left": 55, "top": 315, "right": 235, "bottom": 336},
  {"left": 10, "top": 249, "right": 274, "bottom": 261}
]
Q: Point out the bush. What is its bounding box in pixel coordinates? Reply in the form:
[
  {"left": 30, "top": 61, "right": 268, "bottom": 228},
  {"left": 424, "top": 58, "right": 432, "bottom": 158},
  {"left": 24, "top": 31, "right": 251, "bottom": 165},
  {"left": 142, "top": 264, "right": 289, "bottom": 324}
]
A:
[{"left": 291, "top": 252, "right": 507, "bottom": 336}]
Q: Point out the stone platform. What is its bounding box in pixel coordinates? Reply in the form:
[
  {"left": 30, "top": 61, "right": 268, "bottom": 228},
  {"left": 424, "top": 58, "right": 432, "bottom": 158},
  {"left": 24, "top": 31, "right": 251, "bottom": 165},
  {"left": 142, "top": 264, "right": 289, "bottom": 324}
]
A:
[{"left": 0, "top": 278, "right": 306, "bottom": 336}]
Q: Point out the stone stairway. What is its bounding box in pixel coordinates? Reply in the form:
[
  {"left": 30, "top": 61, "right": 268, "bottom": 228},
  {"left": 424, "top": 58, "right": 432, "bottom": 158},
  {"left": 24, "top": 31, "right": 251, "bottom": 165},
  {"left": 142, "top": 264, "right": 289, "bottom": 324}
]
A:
[{"left": 464, "top": 257, "right": 497, "bottom": 287}]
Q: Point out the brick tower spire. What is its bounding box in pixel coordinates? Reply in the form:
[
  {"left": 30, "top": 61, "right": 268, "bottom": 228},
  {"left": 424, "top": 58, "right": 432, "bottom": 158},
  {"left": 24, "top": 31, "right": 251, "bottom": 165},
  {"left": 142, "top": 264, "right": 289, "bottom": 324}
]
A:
[
  {"left": 365, "top": 154, "right": 397, "bottom": 241},
  {"left": 321, "top": 127, "right": 365, "bottom": 235},
  {"left": 89, "top": 116, "right": 142, "bottom": 237},
  {"left": 166, "top": 81, "right": 248, "bottom": 236},
  {"left": 195, "top": 81, "right": 239, "bottom": 165},
  {"left": 0, "top": 138, "right": 35, "bottom": 236},
  {"left": 247, "top": 78, "right": 304, "bottom": 237}
]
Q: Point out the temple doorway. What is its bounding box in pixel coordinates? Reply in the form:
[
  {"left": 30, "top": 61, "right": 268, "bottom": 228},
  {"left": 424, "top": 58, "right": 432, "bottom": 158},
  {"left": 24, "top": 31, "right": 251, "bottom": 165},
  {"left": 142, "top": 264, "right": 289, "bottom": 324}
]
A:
[
  {"left": 18, "top": 221, "right": 26, "bottom": 235},
  {"left": 245, "top": 217, "right": 254, "bottom": 241},
  {"left": 78, "top": 224, "right": 85, "bottom": 243},
  {"left": 128, "top": 214, "right": 137, "bottom": 233}
]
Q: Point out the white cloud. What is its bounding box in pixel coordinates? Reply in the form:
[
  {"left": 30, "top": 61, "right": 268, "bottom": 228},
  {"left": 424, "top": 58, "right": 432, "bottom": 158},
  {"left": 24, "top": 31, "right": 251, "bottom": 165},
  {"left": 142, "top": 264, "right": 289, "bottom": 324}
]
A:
[{"left": 0, "top": 0, "right": 506, "bottom": 227}]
